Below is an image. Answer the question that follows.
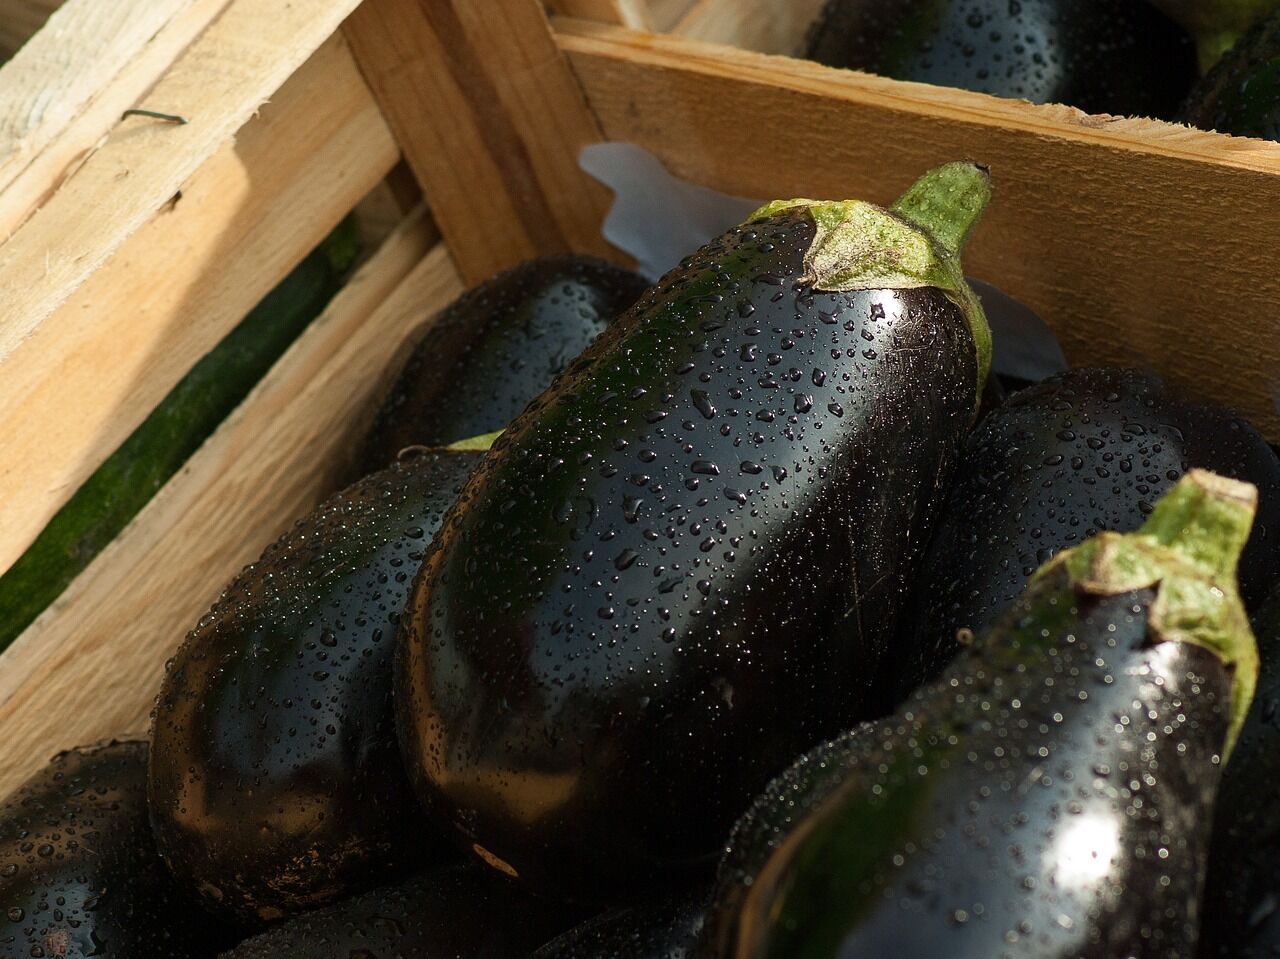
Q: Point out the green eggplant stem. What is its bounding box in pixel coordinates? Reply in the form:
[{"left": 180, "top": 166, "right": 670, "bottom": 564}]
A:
[
  {"left": 1137, "top": 468, "right": 1257, "bottom": 580},
  {"left": 889, "top": 161, "right": 992, "bottom": 261},
  {"left": 446, "top": 429, "right": 504, "bottom": 452}
]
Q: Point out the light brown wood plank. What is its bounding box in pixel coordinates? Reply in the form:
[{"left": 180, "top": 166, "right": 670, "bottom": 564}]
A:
[
  {"left": 0, "top": 216, "right": 459, "bottom": 795},
  {"left": 0, "top": 0, "right": 364, "bottom": 364},
  {"left": 0, "top": 35, "right": 398, "bottom": 576},
  {"left": 647, "top": 0, "right": 698, "bottom": 32},
  {"left": 0, "top": 0, "right": 233, "bottom": 240},
  {"left": 559, "top": 19, "right": 1280, "bottom": 441},
  {"left": 344, "top": 0, "right": 620, "bottom": 285},
  {"left": 548, "top": 0, "right": 652, "bottom": 29},
  {"left": 671, "top": 0, "right": 826, "bottom": 55},
  {"left": 0, "top": 0, "right": 60, "bottom": 57}
]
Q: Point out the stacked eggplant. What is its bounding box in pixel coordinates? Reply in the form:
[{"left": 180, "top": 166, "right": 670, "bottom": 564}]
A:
[{"left": 2, "top": 159, "right": 1278, "bottom": 959}]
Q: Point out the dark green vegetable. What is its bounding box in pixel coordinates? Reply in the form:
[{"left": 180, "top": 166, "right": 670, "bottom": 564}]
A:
[
  {"left": 889, "top": 367, "right": 1280, "bottom": 703},
  {"left": 0, "top": 741, "right": 229, "bottom": 959},
  {"left": 0, "top": 220, "right": 359, "bottom": 652},
  {"left": 700, "top": 471, "right": 1258, "bottom": 958},
  {"left": 805, "top": 0, "right": 1195, "bottom": 118},
  {"left": 1182, "top": 7, "right": 1280, "bottom": 138},
  {"left": 149, "top": 450, "right": 483, "bottom": 926},
  {"left": 1199, "top": 587, "right": 1280, "bottom": 957},
  {"left": 358, "top": 255, "right": 647, "bottom": 476},
  {"left": 531, "top": 891, "right": 708, "bottom": 959},
  {"left": 1149, "top": 0, "right": 1280, "bottom": 72},
  {"left": 397, "top": 163, "right": 992, "bottom": 900},
  {"left": 219, "top": 864, "right": 573, "bottom": 958}
]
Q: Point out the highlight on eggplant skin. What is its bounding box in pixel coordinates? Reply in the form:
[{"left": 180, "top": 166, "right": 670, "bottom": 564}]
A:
[
  {"left": 148, "top": 450, "right": 483, "bottom": 926},
  {"left": 357, "top": 255, "right": 649, "bottom": 477},
  {"left": 0, "top": 741, "right": 231, "bottom": 959},
  {"left": 888, "top": 367, "right": 1280, "bottom": 703},
  {"left": 395, "top": 164, "right": 993, "bottom": 901},
  {"left": 698, "top": 471, "right": 1258, "bottom": 959}
]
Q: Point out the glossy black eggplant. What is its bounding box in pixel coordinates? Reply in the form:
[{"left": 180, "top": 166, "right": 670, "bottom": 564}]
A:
[
  {"left": 1199, "top": 587, "right": 1280, "bottom": 957},
  {"left": 149, "top": 450, "right": 482, "bottom": 926},
  {"left": 531, "top": 891, "right": 708, "bottom": 959},
  {"left": 805, "top": 0, "right": 1195, "bottom": 118},
  {"left": 359, "top": 255, "right": 648, "bottom": 475},
  {"left": 890, "top": 367, "right": 1280, "bottom": 702},
  {"left": 1149, "top": 0, "right": 1280, "bottom": 72},
  {"left": 397, "top": 163, "right": 993, "bottom": 900},
  {"left": 1183, "top": 7, "right": 1280, "bottom": 138},
  {"left": 220, "top": 863, "right": 572, "bottom": 958},
  {"left": 700, "top": 471, "right": 1259, "bottom": 959},
  {"left": 0, "top": 741, "right": 228, "bottom": 959}
]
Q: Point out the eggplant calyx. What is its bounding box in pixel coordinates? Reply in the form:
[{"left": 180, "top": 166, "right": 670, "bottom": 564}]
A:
[
  {"left": 1149, "top": 0, "right": 1280, "bottom": 72},
  {"left": 1032, "top": 470, "right": 1259, "bottom": 757},
  {"left": 446, "top": 429, "right": 504, "bottom": 452},
  {"left": 750, "top": 162, "right": 993, "bottom": 405}
]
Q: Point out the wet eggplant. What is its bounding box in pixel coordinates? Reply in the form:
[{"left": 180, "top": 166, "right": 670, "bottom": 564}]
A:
[
  {"left": 700, "top": 471, "right": 1259, "bottom": 958},
  {"left": 0, "top": 741, "right": 228, "bottom": 958},
  {"left": 1149, "top": 0, "right": 1280, "bottom": 72},
  {"left": 220, "top": 863, "right": 572, "bottom": 958},
  {"left": 1199, "top": 586, "right": 1280, "bottom": 957},
  {"left": 805, "top": 0, "right": 1195, "bottom": 118},
  {"left": 531, "top": 890, "right": 708, "bottom": 959},
  {"left": 890, "top": 367, "right": 1280, "bottom": 702},
  {"left": 1182, "top": 7, "right": 1280, "bottom": 138},
  {"left": 149, "top": 450, "right": 483, "bottom": 925},
  {"left": 359, "top": 255, "right": 648, "bottom": 475},
  {"left": 397, "top": 162, "right": 993, "bottom": 899}
]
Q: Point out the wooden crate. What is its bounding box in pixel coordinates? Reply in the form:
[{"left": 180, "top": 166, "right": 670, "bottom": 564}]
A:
[{"left": 0, "top": 0, "right": 1276, "bottom": 797}]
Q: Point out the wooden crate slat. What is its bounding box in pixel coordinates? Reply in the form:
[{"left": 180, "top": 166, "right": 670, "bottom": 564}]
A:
[
  {"left": 559, "top": 18, "right": 1280, "bottom": 440},
  {"left": 0, "top": 34, "right": 398, "bottom": 577},
  {"left": 0, "top": 0, "right": 365, "bottom": 365},
  {"left": 0, "top": 0, "right": 234, "bottom": 240},
  {"left": 344, "top": 0, "right": 620, "bottom": 285},
  {"left": 671, "top": 0, "right": 826, "bottom": 55},
  {"left": 0, "top": 0, "right": 61, "bottom": 57},
  {"left": 0, "top": 212, "right": 458, "bottom": 796},
  {"left": 547, "top": 0, "right": 652, "bottom": 29}
]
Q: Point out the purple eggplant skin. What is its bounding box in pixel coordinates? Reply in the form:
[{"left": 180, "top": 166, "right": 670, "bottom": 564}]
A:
[
  {"left": 396, "top": 167, "right": 992, "bottom": 902},
  {"left": 1199, "top": 587, "right": 1280, "bottom": 958},
  {"left": 219, "top": 863, "right": 574, "bottom": 958},
  {"left": 699, "top": 473, "right": 1256, "bottom": 958},
  {"left": 805, "top": 0, "right": 1195, "bottom": 118},
  {"left": 358, "top": 256, "right": 649, "bottom": 475},
  {"left": 530, "top": 890, "right": 708, "bottom": 959},
  {"left": 0, "top": 741, "right": 231, "bottom": 959},
  {"left": 1182, "top": 8, "right": 1280, "bottom": 140},
  {"left": 148, "top": 450, "right": 482, "bottom": 927},
  {"left": 889, "top": 367, "right": 1280, "bottom": 704}
]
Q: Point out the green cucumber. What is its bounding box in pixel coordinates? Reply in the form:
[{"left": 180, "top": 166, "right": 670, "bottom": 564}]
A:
[{"left": 0, "top": 219, "right": 360, "bottom": 651}]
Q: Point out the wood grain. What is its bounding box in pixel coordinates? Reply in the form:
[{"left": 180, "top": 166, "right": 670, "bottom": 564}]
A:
[
  {"left": 0, "top": 35, "right": 398, "bottom": 577},
  {"left": 344, "top": 0, "right": 620, "bottom": 285},
  {"left": 0, "top": 216, "right": 459, "bottom": 795},
  {"left": 0, "top": 0, "right": 364, "bottom": 365},
  {"left": 671, "top": 0, "right": 826, "bottom": 55},
  {"left": 0, "top": 0, "right": 233, "bottom": 239},
  {"left": 0, "top": 0, "right": 60, "bottom": 57},
  {"left": 548, "top": 0, "right": 652, "bottom": 29},
  {"left": 559, "top": 18, "right": 1280, "bottom": 440}
]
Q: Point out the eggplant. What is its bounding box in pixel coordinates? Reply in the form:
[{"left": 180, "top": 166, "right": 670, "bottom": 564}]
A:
[
  {"left": 358, "top": 255, "right": 648, "bottom": 475},
  {"left": 149, "top": 450, "right": 483, "bottom": 925},
  {"left": 396, "top": 162, "right": 993, "bottom": 900},
  {"left": 1182, "top": 7, "right": 1280, "bottom": 138},
  {"left": 805, "top": 0, "right": 1195, "bottom": 118},
  {"left": 699, "top": 471, "right": 1259, "bottom": 958},
  {"left": 219, "top": 863, "right": 572, "bottom": 958},
  {"left": 1148, "top": 0, "right": 1280, "bottom": 72},
  {"left": 0, "top": 741, "right": 228, "bottom": 958},
  {"left": 1199, "top": 586, "right": 1280, "bottom": 957},
  {"left": 531, "top": 891, "right": 708, "bottom": 959},
  {"left": 889, "top": 367, "right": 1280, "bottom": 703}
]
